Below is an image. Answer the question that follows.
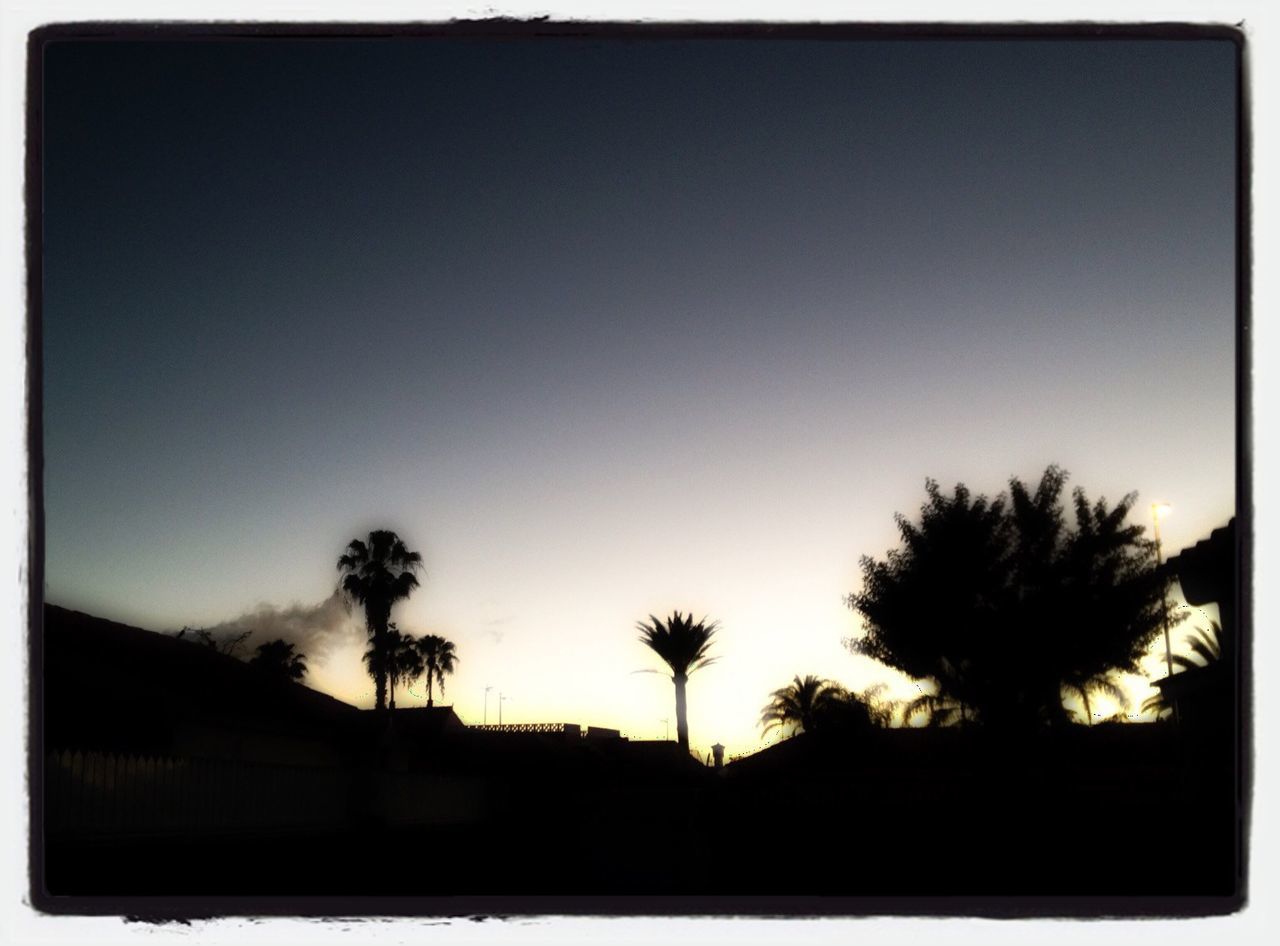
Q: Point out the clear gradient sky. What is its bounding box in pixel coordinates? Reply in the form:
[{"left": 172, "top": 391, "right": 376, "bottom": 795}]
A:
[{"left": 42, "top": 35, "right": 1237, "bottom": 758}]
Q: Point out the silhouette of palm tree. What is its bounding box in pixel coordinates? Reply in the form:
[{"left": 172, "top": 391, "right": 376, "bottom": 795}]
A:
[
  {"left": 899, "top": 692, "right": 967, "bottom": 727},
  {"left": 1140, "top": 621, "right": 1222, "bottom": 719},
  {"left": 637, "top": 611, "right": 718, "bottom": 751},
  {"left": 338, "top": 530, "right": 423, "bottom": 711},
  {"left": 415, "top": 634, "right": 459, "bottom": 707},
  {"left": 858, "top": 682, "right": 899, "bottom": 728},
  {"left": 1063, "top": 674, "right": 1129, "bottom": 725},
  {"left": 369, "top": 625, "right": 425, "bottom": 710},
  {"left": 759, "top": 675, "right": 848, "bottom": 736},
  {"left": 249, "top": 639, "right": 307, "bottom": 683},
  {"left": 1172, "top": 621, "right": 1223, "bottom": 671}
]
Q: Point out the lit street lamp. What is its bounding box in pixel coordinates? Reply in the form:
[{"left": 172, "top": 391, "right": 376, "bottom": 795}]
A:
[
  {"left": 1151, "top": 501, "right": 1174, "bottom": 681},
  {"left": 1150, "top": 501, "right": 1182, "bottom": 726}
]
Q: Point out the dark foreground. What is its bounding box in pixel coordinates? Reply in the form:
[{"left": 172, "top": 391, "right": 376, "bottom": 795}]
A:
[
  {"left": 36, "top": 605, "right": 1243, "bottom": 914},
  {"left": 41, "top": 730, "right": 1241, "bottom": 912}
]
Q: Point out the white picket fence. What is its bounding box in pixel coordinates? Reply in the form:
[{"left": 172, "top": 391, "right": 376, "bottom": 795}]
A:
[
  {"left": 45, "top": 749, "right": 488, "bottom": 838},
  {"left": 45, "top": 749, "right": 350, "bottom": 838}
]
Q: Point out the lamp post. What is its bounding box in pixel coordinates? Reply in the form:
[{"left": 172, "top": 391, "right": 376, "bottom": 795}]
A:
[
  {"left": 499, "top": 692, "right": 510, "bottom": 725},
  {"left": 1150, "top": 501, "right": 1181, "bottom": 726},
  {"left": 483, "top": 685, "right": 493, "bottom": 724},
  {"left": 1151, "top": 501, "right": 1174, "bottom": 679},
  {"left": 660, "top": 718, "right": 669, "bottom": 741}
]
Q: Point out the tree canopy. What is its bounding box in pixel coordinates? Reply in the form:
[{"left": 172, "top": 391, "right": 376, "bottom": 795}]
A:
[{"left": 846, "top": 465, "right": 1168, "bottom": 730}]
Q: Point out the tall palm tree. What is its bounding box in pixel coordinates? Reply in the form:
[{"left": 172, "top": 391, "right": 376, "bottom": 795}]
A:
[
  {"left": 415, "top": 634, "right": 459, "bottom": 707},
  {"left": 759, "top": 675, "right": 848, "bottom": 737},
  {"left": 338, "top": 529, "right": 423, "bottom": 710},
  {"left": 637, "top": 611, "right": 718, "bottom": 751}
]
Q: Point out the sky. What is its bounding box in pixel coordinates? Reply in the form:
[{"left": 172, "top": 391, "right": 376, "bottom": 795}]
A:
[{"left": 41, "top": 35, "right": 1238, "bottom": 759}]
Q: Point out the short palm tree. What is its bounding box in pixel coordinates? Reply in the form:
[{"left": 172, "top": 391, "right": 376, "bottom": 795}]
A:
[
  {"left": 1063, "top": 673, "right": 1129, "bottom": 725},
  {"left": 1140, "top": 621, "right": 1223, "bottom": 720},
  {"left": 338, "top": 530, "right": 423, "bottom": 710},
  {"left": 1173, "top": 621, "right": 1223, "bottom": 671},
  {"left": 637, "top": 611, "right": 718, "bottom": 751},
  {"left": 249, "top": 639, "right": 307, "bottom": 683},
  {"left": 759, "top": 675, "right": 849, "bottom": 737},
  {"left": 368, "top": 624, "right": 427, "bottom": 706},
  {"left": 855, "top": 682, "right": 898, "bottom": 728},
  {"left": 899, "top": 691, "right": 966, "bottom": 727},
  {"left": 415, "top": 634, "right": 459, "bottom": 707}
]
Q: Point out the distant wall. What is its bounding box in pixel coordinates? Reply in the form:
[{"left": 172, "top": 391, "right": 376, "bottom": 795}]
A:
[{"left": 468, "top": 723, "right": 583, "bottom": 737}]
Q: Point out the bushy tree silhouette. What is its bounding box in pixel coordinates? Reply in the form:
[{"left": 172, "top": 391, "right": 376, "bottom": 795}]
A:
[
  {"left": 249, "top": 638, "right": 307, "bottom": 683},
  {"left": 847, "top": 465, "right": 1168, "bottom": 732},
  {"left": 637, "top": 611, "right": 718, "bottom": 751},
  {"left": 338, "top": 530, "right": 423, "bottom": 711},
  {"left": 415, "top": 633, "right": 459, "bottom": 707}
]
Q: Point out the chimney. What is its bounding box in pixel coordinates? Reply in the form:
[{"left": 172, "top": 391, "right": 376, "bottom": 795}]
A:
[{"left": 711, "top": 743, "right": 725, "bottom": 772}]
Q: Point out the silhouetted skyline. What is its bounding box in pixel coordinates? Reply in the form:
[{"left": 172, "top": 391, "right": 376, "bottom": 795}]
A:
[{"left": 42, "top": 36, "right": 1237, "bottom": 757}]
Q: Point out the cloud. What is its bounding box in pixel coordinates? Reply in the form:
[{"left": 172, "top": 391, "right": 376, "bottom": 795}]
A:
[
  {"left": 481, "top": 615, "right": 513, "bottom": 644},
  {"left": 198, "top": 591, "right": 359, "bottom": 664}
]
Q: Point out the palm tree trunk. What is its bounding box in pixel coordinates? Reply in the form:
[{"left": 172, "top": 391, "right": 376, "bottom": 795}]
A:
[
  {"left": 1082, "top": 688, "right": 1092, "bottom": 726},
  {"left": 427, "top": 674, "right": 434, "bottom": 708},
  {"left": 389, "top": 673, "right": 396, "bottom": 710},
  {"left": 673, "top": 673, "right": 690, "bottom": 751},
  {"left": 372, "top": 625, "right": 388, "bottom": 711}
]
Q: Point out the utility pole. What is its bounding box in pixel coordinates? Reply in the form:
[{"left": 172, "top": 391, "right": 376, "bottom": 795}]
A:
[{"left": 1151, "top": 501, "right": 1180, "bottom": 725}]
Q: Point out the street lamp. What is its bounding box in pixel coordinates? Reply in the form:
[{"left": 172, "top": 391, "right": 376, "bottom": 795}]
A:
[
  {"left": 483, "top": 685, "right": 493, "bottom": 724},
  {"left": 499, "top": 692, "right": 511, "bottom": 725},
  {"left": 660, "top": 718, "right": 669, "bottom": 741},
  {"left": 1150, "top": 501, "right": 1174, "bottom": 680}
]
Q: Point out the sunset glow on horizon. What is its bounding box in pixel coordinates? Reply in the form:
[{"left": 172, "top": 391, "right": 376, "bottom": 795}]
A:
[{"left": 42, "top": 37, "right": 1237, "bottom": 761}]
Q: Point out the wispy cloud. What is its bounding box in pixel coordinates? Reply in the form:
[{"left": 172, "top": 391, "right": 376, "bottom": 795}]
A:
[
  {"left": 481, "top": 615, "right": 513, "bottom": 644},
  {"left": 196, "top": 591, "right": 358, "bottom": 663}
]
